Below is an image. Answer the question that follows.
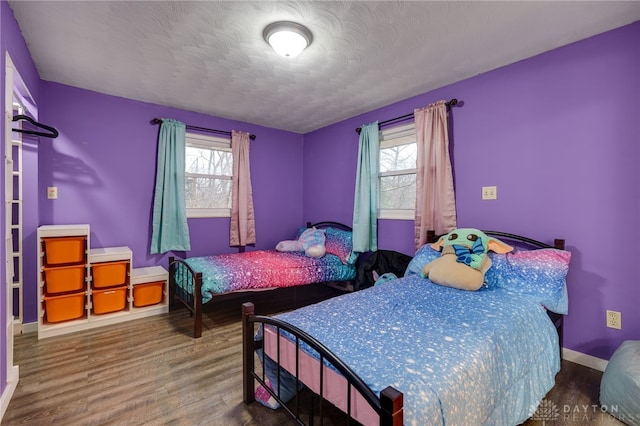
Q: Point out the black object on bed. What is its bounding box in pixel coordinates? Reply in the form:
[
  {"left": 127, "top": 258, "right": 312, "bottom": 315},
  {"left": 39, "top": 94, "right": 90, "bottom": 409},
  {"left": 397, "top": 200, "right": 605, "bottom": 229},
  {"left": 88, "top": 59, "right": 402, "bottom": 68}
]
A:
[{"left": 354, "top": 249, "right": 413, "bottom": 291}]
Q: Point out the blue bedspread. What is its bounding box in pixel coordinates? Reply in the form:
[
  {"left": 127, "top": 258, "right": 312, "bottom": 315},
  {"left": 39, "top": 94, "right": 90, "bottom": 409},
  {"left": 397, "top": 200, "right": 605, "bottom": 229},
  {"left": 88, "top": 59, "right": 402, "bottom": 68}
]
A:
[{"left": 272, "top": 275, "right": 560, "bottom": 425}]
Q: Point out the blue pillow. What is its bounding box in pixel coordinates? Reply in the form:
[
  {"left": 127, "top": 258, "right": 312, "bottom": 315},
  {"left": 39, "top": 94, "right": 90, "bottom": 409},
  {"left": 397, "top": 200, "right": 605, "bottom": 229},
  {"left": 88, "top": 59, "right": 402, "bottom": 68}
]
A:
[
  {"left": 404, "top": 244, "right": 441, "bottom": 277},
  {"left": 406, "top": 244, "right": 571, "bottom": 314},
  {"left": 485, "top": 248, "right": 571, "bottom": 314},
  {"left": 325, "top": 227, "right": 358, "bottom": 264}
]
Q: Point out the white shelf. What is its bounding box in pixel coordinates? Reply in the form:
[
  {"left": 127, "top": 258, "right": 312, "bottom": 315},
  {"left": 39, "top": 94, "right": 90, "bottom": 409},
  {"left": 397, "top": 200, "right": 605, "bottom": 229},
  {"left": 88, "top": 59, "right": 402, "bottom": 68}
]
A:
[
  {"left": 37, "top": 225, "right": 168, "bottom": 339},
  {"left": 131, "top": 266, "right": 168, "bottom": 284},
  {"left": 130, "top": 266, "right": 169, "bottom": 313},
  {"left": 37, "top": 224, "right": 90, "bottom": 238},
  {"left": 89, "top": 246, "right": 132, "bottom": 264}
]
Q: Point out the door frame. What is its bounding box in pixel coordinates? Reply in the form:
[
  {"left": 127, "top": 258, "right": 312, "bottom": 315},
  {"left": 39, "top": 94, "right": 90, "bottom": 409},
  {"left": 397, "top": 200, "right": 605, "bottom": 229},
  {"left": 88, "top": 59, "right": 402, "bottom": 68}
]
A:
[{"left": 1, "top": 51, "right": 20, "bottom": 420}]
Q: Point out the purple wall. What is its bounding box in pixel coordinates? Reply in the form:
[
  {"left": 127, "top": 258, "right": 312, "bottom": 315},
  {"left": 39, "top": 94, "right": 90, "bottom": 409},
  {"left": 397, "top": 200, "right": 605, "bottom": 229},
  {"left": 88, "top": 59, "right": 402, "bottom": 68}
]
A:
[
  {"left": 303, "top": 22, "right": 640, "bottom": 360},
  {"left": 21, "top": 137, "right": 39, "bottom": 333},
  {"left": 30, "top": 82, "right": 304, "bottom": 324}
]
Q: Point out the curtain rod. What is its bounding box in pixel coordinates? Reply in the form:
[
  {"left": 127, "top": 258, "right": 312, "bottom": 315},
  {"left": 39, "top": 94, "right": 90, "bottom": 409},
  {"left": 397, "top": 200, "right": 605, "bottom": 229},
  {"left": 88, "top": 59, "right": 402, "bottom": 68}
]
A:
[
  {"left": 151, "top": 118, "right": 256, "bottom": 140},
  {"left": 355, "top": 98, "right": 459, "bottom": 134}
]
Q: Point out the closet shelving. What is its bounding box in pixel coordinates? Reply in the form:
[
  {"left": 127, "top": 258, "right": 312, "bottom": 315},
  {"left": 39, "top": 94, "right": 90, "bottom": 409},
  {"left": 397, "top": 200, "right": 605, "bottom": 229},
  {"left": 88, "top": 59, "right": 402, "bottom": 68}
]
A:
[
  {"left": 10, "top": 134, "right": 23, "bottom": 332},
  {"left": 37, "top": 224, "right": 168, "bottom": 339}
]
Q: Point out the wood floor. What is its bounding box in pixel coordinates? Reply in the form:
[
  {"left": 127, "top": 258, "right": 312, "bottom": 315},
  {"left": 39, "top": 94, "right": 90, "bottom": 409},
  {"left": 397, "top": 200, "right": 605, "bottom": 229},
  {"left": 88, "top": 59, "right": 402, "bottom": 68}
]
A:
[{"left": 3, "top": 284, "right": 625, "bottom": 426}]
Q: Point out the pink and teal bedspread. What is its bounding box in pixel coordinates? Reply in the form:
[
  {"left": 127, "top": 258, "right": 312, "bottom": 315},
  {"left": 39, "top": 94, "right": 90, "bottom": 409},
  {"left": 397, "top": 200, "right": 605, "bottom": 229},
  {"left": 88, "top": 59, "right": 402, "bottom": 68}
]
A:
[{"left": 177, "top": 250, "right": 356, "bottom": 303}]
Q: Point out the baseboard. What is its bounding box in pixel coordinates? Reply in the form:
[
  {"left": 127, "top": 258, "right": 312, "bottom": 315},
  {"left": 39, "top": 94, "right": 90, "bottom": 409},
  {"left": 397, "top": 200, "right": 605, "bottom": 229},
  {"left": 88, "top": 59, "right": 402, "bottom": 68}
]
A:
[
  {"left": 0, "top": 365, "right": 19, "bottom": 421},
  {"left": 20, "top": 322, "right": 38, "bottom": 334},
  {"left": 562, "top": 347, "right": 608, "bottom": 372}
]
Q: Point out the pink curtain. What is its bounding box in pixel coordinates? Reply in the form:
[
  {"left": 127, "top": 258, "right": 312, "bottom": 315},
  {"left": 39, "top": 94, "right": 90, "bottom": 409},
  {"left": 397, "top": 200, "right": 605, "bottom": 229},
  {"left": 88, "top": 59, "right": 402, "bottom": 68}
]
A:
[
  {"left": 230, "top": 131, "right": 256, "bottom": 246},
  {"left": 414, "top": 100, "right": 457, "bottom": 250}
]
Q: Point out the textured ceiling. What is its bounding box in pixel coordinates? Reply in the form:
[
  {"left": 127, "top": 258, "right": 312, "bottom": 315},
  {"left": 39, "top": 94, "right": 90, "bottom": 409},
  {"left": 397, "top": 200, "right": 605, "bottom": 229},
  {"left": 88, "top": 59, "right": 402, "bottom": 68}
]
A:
[{"left": 8, "top": 1, "right": 640, "bottom": 134}]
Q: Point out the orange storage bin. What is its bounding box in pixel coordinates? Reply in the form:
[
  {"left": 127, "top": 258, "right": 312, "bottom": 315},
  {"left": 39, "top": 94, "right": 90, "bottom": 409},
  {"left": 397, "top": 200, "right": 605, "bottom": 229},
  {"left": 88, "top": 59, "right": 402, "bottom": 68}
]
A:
[
  {"left": 92, "top": 285, "right": 127, "bottom": 314},
  {"left": 133, "top": 281, "right": 164, "bottom": 307},
  {"left": 43, "top": 236, "right": 86, "bottom": 266},
  {"left": 44, "top": 291, "right": 86, "bottom": 323},
  {"left": 43, "top": 264, "right": 85, "bottom": 294},
  {"left": 91, "top": 261, "right": 129, "bottom": 288}
]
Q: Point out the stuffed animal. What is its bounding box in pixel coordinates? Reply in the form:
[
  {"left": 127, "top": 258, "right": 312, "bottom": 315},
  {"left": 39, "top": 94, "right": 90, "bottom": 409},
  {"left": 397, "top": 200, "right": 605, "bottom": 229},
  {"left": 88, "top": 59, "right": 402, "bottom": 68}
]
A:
[
  {"left": 421, "top": 228, "right": 513, "bottom": 290},
  {"left": 276, "top": 227, "right": 326, "bottom": 258},
  {"left": 373, "top": 271, "right": 398, "bottom": 286}
]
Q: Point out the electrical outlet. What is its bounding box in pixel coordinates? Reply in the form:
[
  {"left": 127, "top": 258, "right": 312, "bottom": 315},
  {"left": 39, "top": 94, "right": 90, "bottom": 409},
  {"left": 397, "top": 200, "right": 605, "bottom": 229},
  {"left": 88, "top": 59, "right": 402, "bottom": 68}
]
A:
[
  {"left": 482, "top": 186, "right": 497, "bottom": 200},
  {"left": 606, "top": 310, "right": 622, "bottom": 330}
]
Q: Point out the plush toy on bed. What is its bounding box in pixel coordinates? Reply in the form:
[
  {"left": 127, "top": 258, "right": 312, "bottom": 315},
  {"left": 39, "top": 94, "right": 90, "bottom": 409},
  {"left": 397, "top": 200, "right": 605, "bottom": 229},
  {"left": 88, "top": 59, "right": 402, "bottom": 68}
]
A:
[
  {"left": 275, "top": 227, "right": 326, "bottom": 258},
  {"left": 422, "top": 228, "right": 513, "bottom": 290}
]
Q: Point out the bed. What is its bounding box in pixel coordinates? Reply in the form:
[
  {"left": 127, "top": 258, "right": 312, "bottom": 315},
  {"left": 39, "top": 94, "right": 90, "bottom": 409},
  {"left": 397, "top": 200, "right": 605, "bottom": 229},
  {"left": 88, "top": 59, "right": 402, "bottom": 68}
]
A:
[
  {"left": 169, "top": 221, "right": 358, "bottom": 338},
  {"left": 242, "top": 231, "right": 570, "bottom": 425}
]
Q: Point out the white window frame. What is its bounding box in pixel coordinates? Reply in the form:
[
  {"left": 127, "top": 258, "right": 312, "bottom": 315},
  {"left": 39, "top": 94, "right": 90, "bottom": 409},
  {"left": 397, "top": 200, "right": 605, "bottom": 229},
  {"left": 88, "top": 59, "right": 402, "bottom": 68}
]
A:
[
  {"left": 185, "top": 132, "right": 232, "bottom": 219},
  {"left": 378, "top": 122, "right": 416, "bottom": 220}
]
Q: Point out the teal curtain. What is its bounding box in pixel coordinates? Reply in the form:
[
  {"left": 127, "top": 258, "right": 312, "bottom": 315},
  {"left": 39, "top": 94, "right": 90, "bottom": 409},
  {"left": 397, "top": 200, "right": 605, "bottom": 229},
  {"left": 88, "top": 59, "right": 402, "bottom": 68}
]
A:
[
  {"left": 352, "top": 121, "right": 379, "bottom": 253},
  {"left": 150, "top": 119, "right": 191, "bottom": 254}
]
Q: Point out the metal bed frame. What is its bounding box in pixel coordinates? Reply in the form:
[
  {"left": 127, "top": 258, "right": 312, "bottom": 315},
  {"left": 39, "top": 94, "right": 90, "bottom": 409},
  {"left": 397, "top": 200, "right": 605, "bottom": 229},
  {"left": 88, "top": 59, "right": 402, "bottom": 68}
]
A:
[
  {"left": 169, "top": 221, "right": 355, "bottom": 338},
  {"left": 241, "top": 230, "right": 566, "bottom": 425}
]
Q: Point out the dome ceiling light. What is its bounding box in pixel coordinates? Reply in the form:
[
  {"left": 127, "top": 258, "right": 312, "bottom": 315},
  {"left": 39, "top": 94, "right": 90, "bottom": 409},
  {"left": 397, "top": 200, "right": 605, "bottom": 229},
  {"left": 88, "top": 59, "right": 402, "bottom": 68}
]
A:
[{"left": 263, "top": 21, "right": 313, "bottom": 58}]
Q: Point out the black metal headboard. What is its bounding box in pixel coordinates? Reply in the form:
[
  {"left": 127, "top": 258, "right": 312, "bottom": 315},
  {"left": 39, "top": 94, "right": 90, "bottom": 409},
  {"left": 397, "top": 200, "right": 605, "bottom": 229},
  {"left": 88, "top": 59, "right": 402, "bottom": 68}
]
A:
[
  {"left": 427, "top": 229, "right": 565, "bottom": 250},
  {"left": 306, "top": 221, "right": 352, "bottom": 231},
  {"left": 483, "top": 231, "right": 565, "bottom": 250}
]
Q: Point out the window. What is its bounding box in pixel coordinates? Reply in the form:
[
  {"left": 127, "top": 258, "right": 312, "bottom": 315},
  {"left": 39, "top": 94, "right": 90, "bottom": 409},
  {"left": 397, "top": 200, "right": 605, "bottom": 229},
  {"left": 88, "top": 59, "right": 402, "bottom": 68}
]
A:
[
  {"left": 378, "top": 123, "right": 416, "bottom": 220},
  {"left": 185, "top": 132, "right": 232, "bottom": 218}
]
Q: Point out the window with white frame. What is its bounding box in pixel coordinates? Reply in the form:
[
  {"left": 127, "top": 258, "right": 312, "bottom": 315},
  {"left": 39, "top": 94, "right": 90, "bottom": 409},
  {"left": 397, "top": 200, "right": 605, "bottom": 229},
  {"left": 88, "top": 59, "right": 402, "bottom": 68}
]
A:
[
  {"left": 378, "top": 122, "right": 417, "bottom": 220},
  {"left": 185, "top": 132, "right": 232, "bottom": 218}
]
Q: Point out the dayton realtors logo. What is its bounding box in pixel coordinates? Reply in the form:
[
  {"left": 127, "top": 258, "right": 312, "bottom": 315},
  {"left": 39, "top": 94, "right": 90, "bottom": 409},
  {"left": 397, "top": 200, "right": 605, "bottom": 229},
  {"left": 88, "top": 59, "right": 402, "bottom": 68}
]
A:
[
  {"left": 531, "top": 399, "right": 628, "bottom": 423},
  {"left": 531, "top": 399, "right": 561, "bottom": 424}
]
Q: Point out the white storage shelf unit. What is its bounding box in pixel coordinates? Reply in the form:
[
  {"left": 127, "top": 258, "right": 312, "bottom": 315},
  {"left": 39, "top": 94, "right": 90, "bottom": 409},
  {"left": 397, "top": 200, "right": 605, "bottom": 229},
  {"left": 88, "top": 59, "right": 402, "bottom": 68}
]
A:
[{"left": 37, "top": 225, "right": 168, "bottom": 339}]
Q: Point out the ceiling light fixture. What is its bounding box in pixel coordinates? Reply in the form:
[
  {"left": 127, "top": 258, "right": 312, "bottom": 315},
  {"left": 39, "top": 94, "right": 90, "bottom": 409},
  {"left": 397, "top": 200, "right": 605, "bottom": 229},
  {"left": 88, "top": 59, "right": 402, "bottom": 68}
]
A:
[{"left": 263, "top": 21, "right": 313, "bottom": 58}]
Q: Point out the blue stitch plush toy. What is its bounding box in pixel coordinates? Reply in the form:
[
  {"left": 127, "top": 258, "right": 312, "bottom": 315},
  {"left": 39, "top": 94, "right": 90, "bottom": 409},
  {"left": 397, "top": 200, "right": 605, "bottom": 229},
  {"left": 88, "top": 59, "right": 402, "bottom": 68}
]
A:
[
  {"left": 422, "top": 228, "right": 513, "bottom": 290},
  {"left": 275, "top": 227, "right": 326, "bottom": 258},
  {"left": 373, "top": 271, "right": 398, "bottom": 286}
]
